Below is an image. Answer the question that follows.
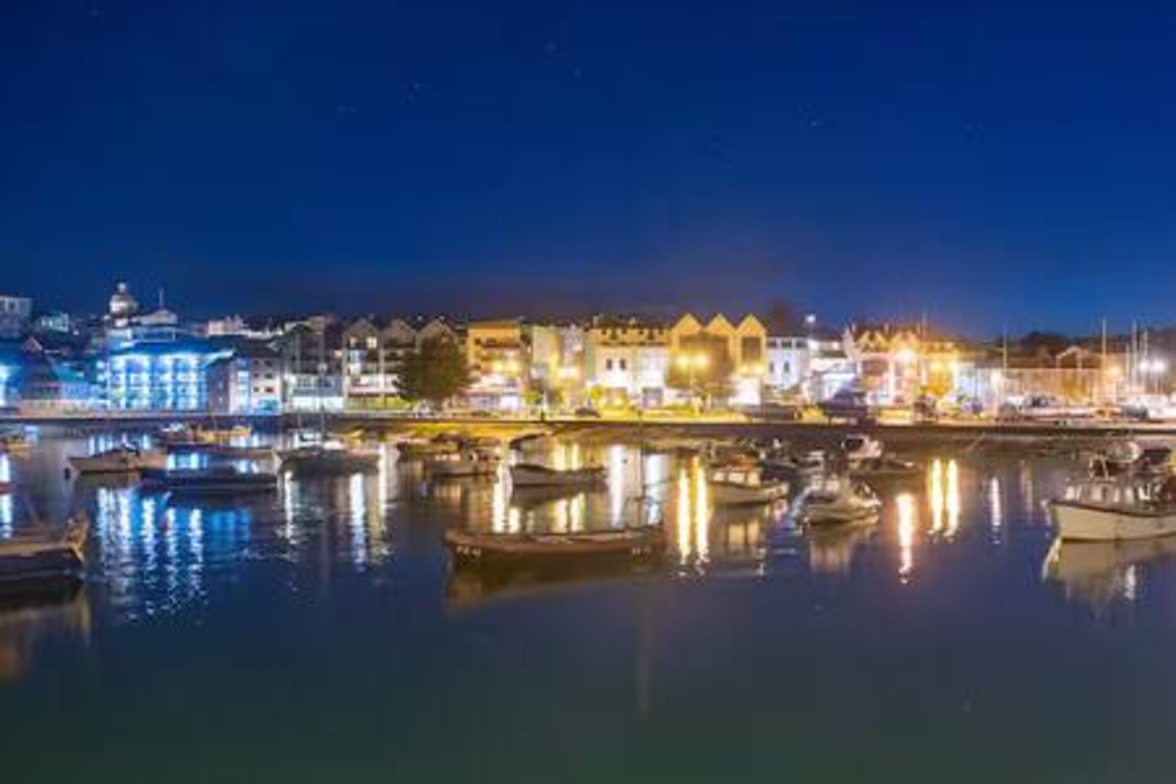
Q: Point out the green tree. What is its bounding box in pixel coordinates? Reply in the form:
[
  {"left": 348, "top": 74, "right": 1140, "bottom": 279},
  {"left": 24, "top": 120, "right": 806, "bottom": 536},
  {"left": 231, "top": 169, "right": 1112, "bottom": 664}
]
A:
[{"left": 397, "top": 337, "right": 471, "bottom": 408}]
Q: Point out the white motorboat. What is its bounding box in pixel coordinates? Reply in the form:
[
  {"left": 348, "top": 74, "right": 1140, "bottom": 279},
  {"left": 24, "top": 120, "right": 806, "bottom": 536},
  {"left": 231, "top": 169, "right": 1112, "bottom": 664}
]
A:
[
  {"left": 426, "top": 449, "right": 501, "bottom": 479},
  {"left": 708, "top": 466, "right": 789, "bottom": 506},
  {"left": 841, "top": 434, "right": 883, "bottom": 464},
  {"left": 1047, "top": 478, "right": 1176, "bottom": 541},
  {"left": 798, "top": 478, "right": 881, "bottom": 525},
  {"left": 68, "top": 445, "right": 166, "bottom": 474},
  {"left": 510, "top": 463, "right": 606, "bottom": 489}
]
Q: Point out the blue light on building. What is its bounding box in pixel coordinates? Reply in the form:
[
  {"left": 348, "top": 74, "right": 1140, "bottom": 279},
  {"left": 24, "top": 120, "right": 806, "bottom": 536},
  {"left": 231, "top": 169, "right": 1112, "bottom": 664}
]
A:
[{"left": 105, "top": 341, "right": 228, "bottom": 411}]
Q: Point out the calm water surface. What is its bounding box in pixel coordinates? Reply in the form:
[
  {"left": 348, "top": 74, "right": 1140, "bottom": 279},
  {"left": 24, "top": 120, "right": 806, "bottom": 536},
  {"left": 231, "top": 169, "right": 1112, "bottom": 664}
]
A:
[{"left": 2, "top": 431, "right": 1175, "bottom": 783}]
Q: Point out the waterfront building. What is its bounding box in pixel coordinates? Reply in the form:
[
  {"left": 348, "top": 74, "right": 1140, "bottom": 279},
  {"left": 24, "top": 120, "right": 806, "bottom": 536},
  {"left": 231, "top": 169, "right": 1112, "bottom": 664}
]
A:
[
  {"left": 207, "top": 341, "right": 283, "bottom": 414},
  {"left": 275, "top": 320, "right": 345, "bottom": 412},
  {"left": 9, "top": 337, "right": 97, "bottom": 414},
  {"left": 583, "top": 316, "right": 670, "bottom": 408},
  {"left": 970, "top": 344, "right": 1130, "bottom": 410},
  {"left": 526, "top": 323, "right": 586, "bottom": 408},
  {"left": 764, "top": 336, "right": 809, "bottom": 398},
  {"left": 843, "top": 323, "right": 961, "bottom": 405},
  {"left": 103, "top": 338, "right": 228, "bottom": 411},
  {"left": 0, "top": 295, "right": 32, "bottom": 337},
  {"left": 107, "top": 282, "right": 138, "bottom": 327},
  {"left": 33, "top": 311, "right": 74, "bottom": 335},
  {"left": 465, "top": 319, "right": 528, "bottom": 411},
  {"left": 669, "top": 314, "right": 768, "bottom": 406}
]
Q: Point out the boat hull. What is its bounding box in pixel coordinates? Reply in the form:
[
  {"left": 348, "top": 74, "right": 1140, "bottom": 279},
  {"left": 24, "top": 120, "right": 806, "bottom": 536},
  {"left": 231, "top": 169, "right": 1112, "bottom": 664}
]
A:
[
  {"left": 69, "top": 451, "right": 166, "bottom": 474},
  {"left": 710, "top": 481, "right": 789, "bottom": 506},
  {"left": 278, "top": 451, "right": 380, "bottom": 476},
  {"left": 1049, "top": 500, "right": 1176, "bottom": 542},
  {"left": 445, "top": 528, "right": 665, "bottom": 569},
  {"left": 426, "top": 459, "right": 499, "bottom": 478},
  {"left": 509, "top": 465, "right": 606, "bottom": 489}
]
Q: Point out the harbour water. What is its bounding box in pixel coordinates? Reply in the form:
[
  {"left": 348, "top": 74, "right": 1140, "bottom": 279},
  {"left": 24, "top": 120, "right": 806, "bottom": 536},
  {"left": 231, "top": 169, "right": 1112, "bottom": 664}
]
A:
[{"left": 2, "top": 432, "right": 1176, "bottom": 782}]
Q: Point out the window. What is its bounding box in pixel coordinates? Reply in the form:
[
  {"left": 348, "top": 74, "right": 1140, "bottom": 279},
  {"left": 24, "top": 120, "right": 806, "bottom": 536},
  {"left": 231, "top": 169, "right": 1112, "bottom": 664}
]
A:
[
  {"left": 605, "top": 359, "right": 614, "bottom": 371},
  {"left": 619, "top": 359, "right": 628, "bottom": 371}
]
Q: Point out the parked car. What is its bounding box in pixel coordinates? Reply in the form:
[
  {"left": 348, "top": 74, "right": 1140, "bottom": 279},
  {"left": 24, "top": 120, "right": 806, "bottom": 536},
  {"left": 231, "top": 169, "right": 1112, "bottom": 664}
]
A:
[{"left": 818, "top": 390, "right": 876, "bottom": 425}]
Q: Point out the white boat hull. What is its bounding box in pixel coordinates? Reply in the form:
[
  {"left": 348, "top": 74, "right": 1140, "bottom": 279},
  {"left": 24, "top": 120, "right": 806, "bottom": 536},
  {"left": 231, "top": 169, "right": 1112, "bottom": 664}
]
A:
[
  {"left": 1049, "top": 500, "right": 1176, "bottom": 542},
  {"left": 710, "top": 481, "right": 789, "bottom": 506}
]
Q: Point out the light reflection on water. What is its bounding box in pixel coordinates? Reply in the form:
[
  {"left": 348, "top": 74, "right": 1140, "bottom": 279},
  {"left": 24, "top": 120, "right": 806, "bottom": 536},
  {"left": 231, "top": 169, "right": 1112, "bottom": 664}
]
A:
[
  {"left": 7, "top": 432, "right": 1176, "bottom": 781},
  {"left": 0, "top": 434, "right": 1154, "bottom": 634}
]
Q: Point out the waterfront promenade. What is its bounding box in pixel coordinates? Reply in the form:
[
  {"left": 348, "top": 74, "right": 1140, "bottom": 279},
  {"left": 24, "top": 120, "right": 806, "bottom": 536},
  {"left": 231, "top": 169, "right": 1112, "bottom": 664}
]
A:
[{"left": 6, "top": 408, "right": 1176, "bottom": 445}]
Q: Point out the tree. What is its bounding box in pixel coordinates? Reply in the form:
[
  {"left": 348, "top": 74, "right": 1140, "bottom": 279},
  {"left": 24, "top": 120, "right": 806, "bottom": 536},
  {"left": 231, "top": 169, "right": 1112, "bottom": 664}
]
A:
[{"left": 397, "top": 337, "right": 471, "bottom": 408}]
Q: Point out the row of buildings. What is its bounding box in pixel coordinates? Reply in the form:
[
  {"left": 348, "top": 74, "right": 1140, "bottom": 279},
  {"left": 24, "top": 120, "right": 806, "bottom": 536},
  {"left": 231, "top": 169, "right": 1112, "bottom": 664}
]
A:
[{"left": 0, "top": 283, "right": 1165, "bottom": 415}]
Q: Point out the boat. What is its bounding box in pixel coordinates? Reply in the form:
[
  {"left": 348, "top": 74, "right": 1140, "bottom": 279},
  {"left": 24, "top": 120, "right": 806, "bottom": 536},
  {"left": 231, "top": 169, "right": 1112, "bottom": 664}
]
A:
[
  {"left": 762, "top": 449, "right": 827, "bottom": 478},
  {"left": 396, "top": 434, "right": 463, "bottom": 460},
  {"left": 277, "top": 442, "right": 381, "bottom": 476},
  {"left": 1088, "top": 442, "right": 1172, "bottom": 479},
  {"left": 0, "top": 514, "right": 89, "bottom": 591},
  {"left": 0, "top": 429, "right": 32, "bottom": 454},
  {"left": 848, "top": 455, "right": 922, "bottom": 480},
  {"left": 797, "top": 478, "right": 882, "bottom": 525},
  {"left": 425, "top": 449, "right": 500, "bottom": 479},
  {"left": 841, "top": 433, "right": 884, "bottom": 464},
  {"left": 509, "top": 463, "right": 607, "bottom": 489},
  {"left": 708, "top": 465, "right": 789, "bottom": 505},
  {"left": 139, "top": 465, "right": 278, "bottom": 495},
  {"left": 444, "top": 526, "right": 665, "bottom": 569},
  {"left": 68, "top": 445, "right": 166, "bottom": 474},
  {"left": 1047, "top": 476, "right": 1176, "bottom": 541}
]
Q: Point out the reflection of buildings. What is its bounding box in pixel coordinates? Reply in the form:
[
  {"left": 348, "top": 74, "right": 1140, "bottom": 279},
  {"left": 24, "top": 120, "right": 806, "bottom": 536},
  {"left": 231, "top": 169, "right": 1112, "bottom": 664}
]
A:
[
  {"left": 466, "top": 320, "right": 528, "bottom": 412},
  {"left": 0, "top": 586, "right": 90, "bottom": 684}
]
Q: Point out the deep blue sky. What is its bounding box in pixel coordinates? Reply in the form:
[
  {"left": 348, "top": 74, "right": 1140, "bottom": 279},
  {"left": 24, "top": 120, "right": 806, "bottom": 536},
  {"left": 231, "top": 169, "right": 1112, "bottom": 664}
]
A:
[{"left": 2, "top": 0, "right": 1175, "bottom": 334}]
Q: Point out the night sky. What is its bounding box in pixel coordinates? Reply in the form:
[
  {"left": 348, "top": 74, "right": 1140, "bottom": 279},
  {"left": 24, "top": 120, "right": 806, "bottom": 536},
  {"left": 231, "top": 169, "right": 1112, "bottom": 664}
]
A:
[{"left": 2, "top": 0, "right": 1175, "bottom": 333}]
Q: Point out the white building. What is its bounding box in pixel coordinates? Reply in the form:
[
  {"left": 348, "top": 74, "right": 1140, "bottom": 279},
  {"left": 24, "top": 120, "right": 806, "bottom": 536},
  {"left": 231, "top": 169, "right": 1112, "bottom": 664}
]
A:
[
  {"left": 765, "top": 336, "right": 809, "bottom": 396},
  {"left": 584, "top": 317, "right": 670, "bottom": 407}
]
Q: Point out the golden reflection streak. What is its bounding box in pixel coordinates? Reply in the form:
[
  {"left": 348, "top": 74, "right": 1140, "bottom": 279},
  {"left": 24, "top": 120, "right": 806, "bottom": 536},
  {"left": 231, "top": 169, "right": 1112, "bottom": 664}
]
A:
[
  {"left": 945, "top": 459, "right": 960, "bottom": 539},
  {"left": 928, "top": 459, "right": 943, "bottom": 534},
  {"left": 989, "top": 476, "right": 1003, "bottom": 532},
  {"left": 676, "top": 467, "right": 691, "bottom": 564},
  {"left": 896, "top": 492, "right": 917, "bottom": 582},
  {"left": 694, "top": 459, "right": 709, "bottom": 566}
]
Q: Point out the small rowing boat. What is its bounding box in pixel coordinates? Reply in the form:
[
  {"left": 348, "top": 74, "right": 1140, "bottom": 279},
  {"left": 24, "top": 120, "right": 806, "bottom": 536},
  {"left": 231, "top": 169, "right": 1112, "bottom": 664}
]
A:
[
  {"left": 510, "top": 463, "right": 606, "bottom": 489},
  {"left": 444, "top": 526, "right": 665, "bottom": 568},
  {"left": 68, "top": 445, "right": 166, "bottom": 474},
  {"left": 140, "top": 465, "right": 278, "bottom": 495},
  {"left": 0, "top": 514, "right": 89, "bottom": 591}
]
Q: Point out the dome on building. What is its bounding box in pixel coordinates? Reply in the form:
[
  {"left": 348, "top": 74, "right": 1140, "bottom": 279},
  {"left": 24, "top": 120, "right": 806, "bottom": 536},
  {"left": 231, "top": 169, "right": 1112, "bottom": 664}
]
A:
[{"left": 109, "top": 282, "right": 139, "bottom": 321}]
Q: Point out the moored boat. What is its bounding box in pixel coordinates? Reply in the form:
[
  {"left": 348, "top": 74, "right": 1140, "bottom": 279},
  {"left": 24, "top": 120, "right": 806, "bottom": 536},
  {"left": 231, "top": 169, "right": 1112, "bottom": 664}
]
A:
[
  {"left": 444, "top": 526, "right": 665, "bottom": 568},
  {"left": 848, "top": 455, "right": 922, "bottom": 480},
  {"left": 68, "top": 445, "right": 166, "bottom": 474},
  {"left": 140, "top": 465, "right": 278, "bottom": 495},
  {"left": 708, "top": 466, "right": 789, "bottom": 506},
  {"left": 1046, "top": 475, "right": 1176, "bottom": 542},
  {"left": 509, "top": 463, "right": 606, "bottom": 489},
  {"left": 277, "top": 442, "right": 381, "bottom": 475},
  {"left": 425, "top": 449, "right": 500, "bottom": 479},
  {"left": 0, "top": 428, "right": 32, "bottom": 454},
  {"left": 396, "top": 434, "right": 463, "bottom": 460},
  {"left": 841, "top": 433, "right": 884, "bottom": 464},
  {"left": 0, "top": 514, "right": 89, "bottom": 591},
  {"left": 797, "top": 478, "right": 881, "bottom": 525}
]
